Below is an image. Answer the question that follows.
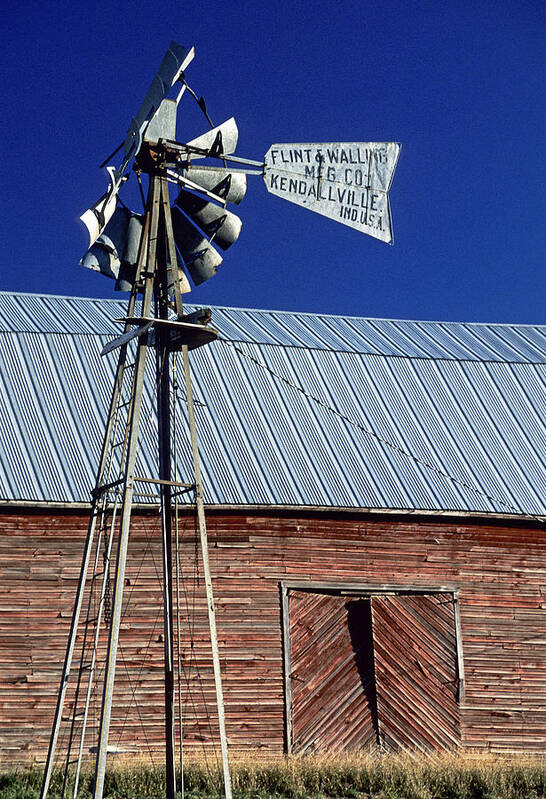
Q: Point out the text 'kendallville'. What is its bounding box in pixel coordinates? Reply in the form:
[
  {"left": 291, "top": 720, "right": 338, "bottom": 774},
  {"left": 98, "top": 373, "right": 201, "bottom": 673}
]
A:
[{"left": 268, "top": 175, "right": 385, "bottom": 231}]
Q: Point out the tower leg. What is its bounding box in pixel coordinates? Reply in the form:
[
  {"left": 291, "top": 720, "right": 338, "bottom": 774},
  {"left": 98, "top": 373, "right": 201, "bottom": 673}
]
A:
[
  {"left": 92, "top": 329, "right": 153, "bottom": 799},
  {"left": 39, "top": 509, "right": 100, "bottom": 799},
  {"left": 182, "top": 346, "right": 233, "bottom": 799},
  {"left": 92, "top": 176, "right": 161, "bottom": 799},
  {"left": 40, "top": 286, "right": 141, "bottom": 799},
  {"left": 157, "top": 280, "right": 177, "bottom": 799}
]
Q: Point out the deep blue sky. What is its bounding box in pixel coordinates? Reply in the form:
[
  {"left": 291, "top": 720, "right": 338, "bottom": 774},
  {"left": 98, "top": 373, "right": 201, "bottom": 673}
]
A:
[{"left": 2, "top": 0, "right": 544, "bottom": 323}]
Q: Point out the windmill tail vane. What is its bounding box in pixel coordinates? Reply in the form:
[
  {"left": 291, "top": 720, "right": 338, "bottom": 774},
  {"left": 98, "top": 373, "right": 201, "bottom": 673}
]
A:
[
  {"left": 263, "top": 142, "right": 400, "bottom": 244},
  {"left": 79, "top": 40, "right": 400, "bottom": 297}
]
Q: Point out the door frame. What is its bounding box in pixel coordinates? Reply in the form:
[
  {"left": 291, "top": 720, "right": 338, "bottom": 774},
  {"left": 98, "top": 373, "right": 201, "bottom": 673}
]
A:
[{"left": 280, "top": 581, "right": 465, "bottom": 753}]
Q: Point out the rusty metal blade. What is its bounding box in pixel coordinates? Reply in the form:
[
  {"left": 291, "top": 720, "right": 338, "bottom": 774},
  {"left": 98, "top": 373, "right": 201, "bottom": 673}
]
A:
[{"left": 80, "top": 205, "right": 130, "bottom": 279}]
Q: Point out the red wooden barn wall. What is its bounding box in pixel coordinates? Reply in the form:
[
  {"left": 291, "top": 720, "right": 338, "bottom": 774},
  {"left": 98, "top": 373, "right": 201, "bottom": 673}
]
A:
[{"left": 0, "top": 506, "right": 544, "bottom": 764}]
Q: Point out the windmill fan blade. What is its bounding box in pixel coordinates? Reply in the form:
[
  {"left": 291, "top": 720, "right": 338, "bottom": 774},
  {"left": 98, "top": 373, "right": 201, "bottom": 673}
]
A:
[
  {"left": 81, "top": 43, "right": 195, "bottom": 249},
  {"left": 175, "top": 189, "right": 242, "bottom": 250},
  {"left": 171, "top": 207, "right": 222, "bottom": 285},
  {"left": 186, "top": 118, "right": 239, "bottom": 157},
  {"left": 80, "top": 206, "right": 129, "bottom": 279},
  {"left": 80, "top": 167, "right": 122, "bottom": 247},
  {"left": 182, "top": 167, "right": 247, "bottom": 204},
  {"left": 175, "top": 251, "right": 192, "bottom": 294},
  {"left": 121, "top": 43, "right": 195, "bottom": 171},
  {"left": 263, "top": 142, "right": 400, "bottom": 244},
  {"left": 116, "top": 214, "right": 144, "bottom": 291},
  {"left": 144, "top": 99, "right": 178, "bottom": 144},
  {"left": 80, "top": 206, "right": 143, "bottom": 291}
]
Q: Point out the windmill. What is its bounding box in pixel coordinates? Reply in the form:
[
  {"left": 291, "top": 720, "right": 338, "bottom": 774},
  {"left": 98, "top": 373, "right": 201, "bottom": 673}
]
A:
[{"left": 40, "top": 41, "right": 400, "bottom": 799}]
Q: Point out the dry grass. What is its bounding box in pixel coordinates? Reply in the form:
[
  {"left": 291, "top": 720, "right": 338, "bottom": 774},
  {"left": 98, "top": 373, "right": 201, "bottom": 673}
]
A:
[
  {"left": 226, "top": 751, "right": 546, "bottom": 799},
  {"left": 1, "top": 750, "right": 544, "bottom": 798}
]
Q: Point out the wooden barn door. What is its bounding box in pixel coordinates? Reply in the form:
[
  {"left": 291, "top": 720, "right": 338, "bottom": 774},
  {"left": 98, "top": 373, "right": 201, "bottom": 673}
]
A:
[
  {"left": 288, "top": 591, "right": 378, "bottom": 752},
  {"left": 371, "top": 593, "right": 461, "bottom": 751},
  {"left": 286, "top": 588, "right": 461, "bottom": 753}
]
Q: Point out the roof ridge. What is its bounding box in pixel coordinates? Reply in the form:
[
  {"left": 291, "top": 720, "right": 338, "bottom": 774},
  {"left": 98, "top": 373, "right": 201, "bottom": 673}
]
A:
[{"left": 0, "top": 290, "right": 544, "bottom": 329}]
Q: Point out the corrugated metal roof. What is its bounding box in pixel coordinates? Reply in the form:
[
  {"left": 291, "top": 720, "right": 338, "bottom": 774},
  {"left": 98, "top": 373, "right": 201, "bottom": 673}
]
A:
[{"left": 0, "top": 291, "right": 544, "bottom": 516}]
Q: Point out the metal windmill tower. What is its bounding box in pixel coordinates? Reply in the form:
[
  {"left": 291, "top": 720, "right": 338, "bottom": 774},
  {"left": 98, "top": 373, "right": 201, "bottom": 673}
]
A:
[{"left": 40, "top": 41, "right": 400, "bottom": 799}]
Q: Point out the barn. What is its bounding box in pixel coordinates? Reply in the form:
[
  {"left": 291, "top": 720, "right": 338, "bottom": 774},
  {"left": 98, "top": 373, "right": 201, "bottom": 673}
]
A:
[{"left": 0, "top": 290, "right": 544, "bottom": 765}]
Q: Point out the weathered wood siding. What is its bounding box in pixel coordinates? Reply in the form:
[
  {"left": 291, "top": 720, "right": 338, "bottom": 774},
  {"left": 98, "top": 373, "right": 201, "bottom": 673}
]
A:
[
  {"left": 288, "top": 593, "right": 377, "bottom": 753},
  {"left": 371, "top": 593, "right": 460, "bottom": 751},
  {"left": 0, "top": 507, "right": 544, "bottom": 764}
]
